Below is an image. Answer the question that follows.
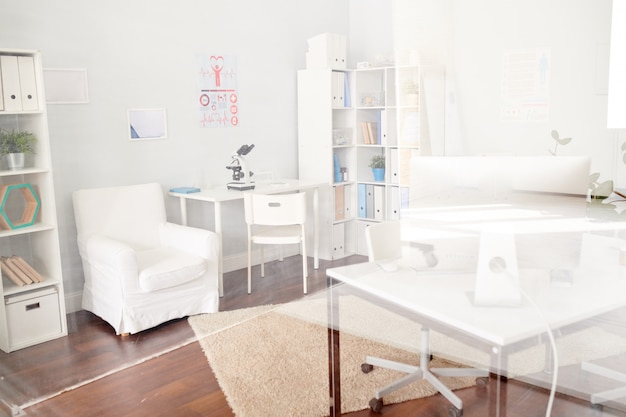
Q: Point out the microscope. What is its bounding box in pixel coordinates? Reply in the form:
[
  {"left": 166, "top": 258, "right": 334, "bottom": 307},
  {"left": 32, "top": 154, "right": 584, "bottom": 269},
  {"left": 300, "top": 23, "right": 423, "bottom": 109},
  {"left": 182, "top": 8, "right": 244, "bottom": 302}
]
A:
[{"left": 226, "top": 144, "right": 255, "bottom": 190}]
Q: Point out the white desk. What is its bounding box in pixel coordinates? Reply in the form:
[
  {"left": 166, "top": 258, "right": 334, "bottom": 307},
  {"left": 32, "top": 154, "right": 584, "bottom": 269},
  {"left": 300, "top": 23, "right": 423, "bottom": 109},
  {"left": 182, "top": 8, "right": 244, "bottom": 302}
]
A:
[
  {"left": 169, "top": 179, "right": 323, "bottom": 296},
  {"left": 326, "top": 199, "right": 626, "bottom": 416}
]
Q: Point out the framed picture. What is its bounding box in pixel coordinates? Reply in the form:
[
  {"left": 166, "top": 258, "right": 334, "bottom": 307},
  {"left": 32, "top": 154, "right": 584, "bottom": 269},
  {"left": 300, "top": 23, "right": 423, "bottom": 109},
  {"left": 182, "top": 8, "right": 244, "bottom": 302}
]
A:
[{"left": 128, "top": 108, "right": 167, "bottom": 140}]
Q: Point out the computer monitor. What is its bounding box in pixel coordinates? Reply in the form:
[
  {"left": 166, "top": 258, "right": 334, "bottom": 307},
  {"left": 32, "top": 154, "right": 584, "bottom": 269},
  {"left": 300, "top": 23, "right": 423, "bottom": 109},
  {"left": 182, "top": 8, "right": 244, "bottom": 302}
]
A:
[{"left": 407, "top": 155, "right": 590, "bottom": 208}]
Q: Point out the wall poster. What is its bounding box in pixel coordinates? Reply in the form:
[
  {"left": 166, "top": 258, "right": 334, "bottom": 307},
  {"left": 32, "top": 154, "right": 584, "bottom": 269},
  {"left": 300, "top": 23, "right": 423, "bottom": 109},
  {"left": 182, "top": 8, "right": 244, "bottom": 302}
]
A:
[
  {"left": 500, "top": 48, "right": 551, "bottom": 122},
  {"left": 196, "top": 54, "right": 239, "bottom": 128}
]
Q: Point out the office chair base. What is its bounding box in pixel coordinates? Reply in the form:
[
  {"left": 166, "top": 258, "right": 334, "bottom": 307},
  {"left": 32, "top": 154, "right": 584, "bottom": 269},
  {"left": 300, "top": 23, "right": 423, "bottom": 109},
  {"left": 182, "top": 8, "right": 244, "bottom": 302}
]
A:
[{"left": 362, "top": 328, "right": 489, "bottom": 414}]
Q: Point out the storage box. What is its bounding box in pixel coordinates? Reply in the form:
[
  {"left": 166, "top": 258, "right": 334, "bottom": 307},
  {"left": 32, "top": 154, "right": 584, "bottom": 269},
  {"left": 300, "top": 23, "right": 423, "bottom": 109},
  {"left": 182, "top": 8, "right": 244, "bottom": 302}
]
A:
[{"left": 6, "top": 287, "right": 62, "bottom": 348}]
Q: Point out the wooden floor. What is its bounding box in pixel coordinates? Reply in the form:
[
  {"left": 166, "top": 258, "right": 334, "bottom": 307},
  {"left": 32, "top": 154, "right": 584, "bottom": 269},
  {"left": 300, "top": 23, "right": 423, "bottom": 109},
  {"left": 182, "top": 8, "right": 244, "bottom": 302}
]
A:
[{"left": 3, "top": 254, "right": 626, "bottom": 417}]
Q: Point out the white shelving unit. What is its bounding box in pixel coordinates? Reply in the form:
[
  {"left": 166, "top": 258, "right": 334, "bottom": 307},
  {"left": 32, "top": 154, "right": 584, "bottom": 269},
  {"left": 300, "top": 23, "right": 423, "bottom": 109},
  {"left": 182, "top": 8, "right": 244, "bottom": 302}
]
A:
[
  {"left": 0, "top": 49, "right": 67, "bottom": 352},
  {"left": 297, "top": 64, "right": 444, "bottom": 258}
]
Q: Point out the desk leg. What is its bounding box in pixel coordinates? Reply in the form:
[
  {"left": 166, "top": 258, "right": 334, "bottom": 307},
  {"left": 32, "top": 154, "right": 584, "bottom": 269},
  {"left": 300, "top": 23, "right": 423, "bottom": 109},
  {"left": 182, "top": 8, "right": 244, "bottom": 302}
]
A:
[
  {"left": 328, "top": 278, "right": 341, "bottom": 416},
  {"left": 490, "top": 346, "right": 508, "bottom": 417},
  {"left": 179, "top": 198, "right": 188, "bottom": 226},
  {"left": 314, "top": 187, "right": 319, "bottom": 270},
  {"left": 215, "top": 201, "right": 224, "bottom": 297}
]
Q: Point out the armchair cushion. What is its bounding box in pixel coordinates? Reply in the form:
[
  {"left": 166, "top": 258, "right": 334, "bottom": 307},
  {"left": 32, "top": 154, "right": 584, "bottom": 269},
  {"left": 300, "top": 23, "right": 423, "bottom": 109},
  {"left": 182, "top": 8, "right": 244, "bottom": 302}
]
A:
[{"left": 137, "top": 247, "right": 206, "bottom": 292}]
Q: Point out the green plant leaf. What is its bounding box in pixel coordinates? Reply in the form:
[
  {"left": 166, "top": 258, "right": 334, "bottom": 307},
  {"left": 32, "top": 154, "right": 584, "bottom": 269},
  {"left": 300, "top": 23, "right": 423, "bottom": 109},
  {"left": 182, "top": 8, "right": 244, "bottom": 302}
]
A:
[
  {"left": 551, "top": 130, "right": 559, "bottom": 140},
  {"left": 557, "top": 137, "right": 572, "bottom": 145},
  {"left": 596, "top": 180, "right": 614, "bottom": 199}
]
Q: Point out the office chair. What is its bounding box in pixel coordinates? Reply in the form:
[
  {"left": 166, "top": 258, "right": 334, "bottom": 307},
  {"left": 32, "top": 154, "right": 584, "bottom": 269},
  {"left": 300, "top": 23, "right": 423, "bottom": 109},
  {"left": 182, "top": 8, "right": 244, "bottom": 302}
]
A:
[
  {"left": 362, "top": 220, "right": 489, "bottom": 416},
  {"left": 244, "top": 192, "right": 308, "bottom": 294}
]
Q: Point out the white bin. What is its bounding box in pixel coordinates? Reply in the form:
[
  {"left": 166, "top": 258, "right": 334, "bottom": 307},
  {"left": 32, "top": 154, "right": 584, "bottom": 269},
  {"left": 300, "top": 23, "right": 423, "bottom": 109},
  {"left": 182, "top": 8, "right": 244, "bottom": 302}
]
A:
[{"left": 6, "top": 287, "right": 62, "bottom": 348}]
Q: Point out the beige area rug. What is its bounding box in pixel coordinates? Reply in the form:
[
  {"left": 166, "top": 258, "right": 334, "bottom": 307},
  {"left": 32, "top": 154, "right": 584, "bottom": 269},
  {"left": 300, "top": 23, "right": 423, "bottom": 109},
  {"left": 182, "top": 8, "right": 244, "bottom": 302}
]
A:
[
  {"left": 190, "top": 294, "right": 626, "bottom": 417},
  {"left": 189, "top": 301, "right": 477, "bottom": 417}
]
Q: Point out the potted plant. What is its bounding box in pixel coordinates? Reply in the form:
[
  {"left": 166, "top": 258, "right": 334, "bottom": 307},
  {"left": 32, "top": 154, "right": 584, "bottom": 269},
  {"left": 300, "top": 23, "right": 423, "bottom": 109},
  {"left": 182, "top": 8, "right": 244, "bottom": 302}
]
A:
[
  {"left": 369, "top": 154, "right": 385, "bottom": 182},
  {"left": 0, "top": 128, "right": 37, "bottom": 170}
]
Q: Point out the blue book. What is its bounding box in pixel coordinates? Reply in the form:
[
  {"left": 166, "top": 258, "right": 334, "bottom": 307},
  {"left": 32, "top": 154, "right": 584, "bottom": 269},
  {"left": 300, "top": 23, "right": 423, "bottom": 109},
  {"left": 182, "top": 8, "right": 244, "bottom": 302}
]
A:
[{"left": 170, "top": 187, "right": 201, "bottom": 194}]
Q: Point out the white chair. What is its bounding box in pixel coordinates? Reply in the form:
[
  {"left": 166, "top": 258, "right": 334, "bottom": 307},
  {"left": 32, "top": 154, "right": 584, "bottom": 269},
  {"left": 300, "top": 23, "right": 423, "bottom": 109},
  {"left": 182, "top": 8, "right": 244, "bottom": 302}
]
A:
[
  {"left": 365, "top": 219, "right": 402, "bottom": 263},
  {"left": 244, "top": 192, "right": 307, "bottom": 294},
  {"left": 362, "top": 221, "right": 488, "bottom": 416},
  {"left": 72, "top": 183, "right": 220, "bottom": 335}
]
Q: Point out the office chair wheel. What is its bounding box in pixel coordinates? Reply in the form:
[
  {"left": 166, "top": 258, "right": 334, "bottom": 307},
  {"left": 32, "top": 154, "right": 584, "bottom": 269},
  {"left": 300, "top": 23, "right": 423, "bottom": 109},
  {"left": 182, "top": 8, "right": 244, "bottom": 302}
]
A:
[
  {"left": 475, "top": 376, "right": 489, "bottom": 388},
  {"left": 448, "top": 406, "right": 463, "bottom": 417},
  {"left": 369, "top": 397, "right": 384, "bottom": 413},
  {"left": 361, "top": 363, "right": 374, "bottom": 373}
]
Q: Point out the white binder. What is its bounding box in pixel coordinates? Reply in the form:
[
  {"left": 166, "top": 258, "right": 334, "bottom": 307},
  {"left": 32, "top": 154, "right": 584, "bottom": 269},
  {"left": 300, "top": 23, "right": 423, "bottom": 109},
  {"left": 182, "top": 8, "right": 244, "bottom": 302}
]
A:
[
  {"left": 332, "top": 223, "right": 345, "bottom": 258},
  {"left": 389, "top": 186, "right": 400, "bottom": 220},
  {"left": 390, "top": 147, "right": 399, "bottom": 184},
  {"left": 18, "top": 56, "right": 39, "bottom": 111},
  {"left": 373, "top": 185, "right": 385, "bottom": 220},
  {"left": 332, "top": 71, "right": 345, "bottom": 108},
  {"left": 1, "top": 55, "right": 22, "bottom": 111}
]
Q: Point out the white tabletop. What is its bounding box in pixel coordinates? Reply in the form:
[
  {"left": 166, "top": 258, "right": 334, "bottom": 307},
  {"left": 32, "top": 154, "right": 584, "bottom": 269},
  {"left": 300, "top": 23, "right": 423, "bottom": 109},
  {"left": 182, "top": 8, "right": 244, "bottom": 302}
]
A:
[
  {"left": 327, "top": 261, "right": 626, "bottom": 347},
  {"left": 168, "top": 179, "right": 324, "bottom": 202},
  {"left": 328, "top": 197, "right": 626, "bottom": 348}
]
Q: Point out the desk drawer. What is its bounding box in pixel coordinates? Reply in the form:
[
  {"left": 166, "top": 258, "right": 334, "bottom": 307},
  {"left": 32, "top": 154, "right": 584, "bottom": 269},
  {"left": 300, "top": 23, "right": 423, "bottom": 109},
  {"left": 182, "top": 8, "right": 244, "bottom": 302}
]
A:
[{"left": 6, "top": 287, "right": 62, "bottom": 348}]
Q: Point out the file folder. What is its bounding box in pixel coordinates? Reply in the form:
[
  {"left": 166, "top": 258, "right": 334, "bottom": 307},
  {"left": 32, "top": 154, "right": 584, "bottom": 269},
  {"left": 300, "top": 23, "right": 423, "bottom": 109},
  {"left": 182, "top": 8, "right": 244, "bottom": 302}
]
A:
[
  {"left": 366, "top": 184, "right": 374, "bottom": 219},
  {"left": 389, "top": 186, "right": 400, "bottom": 220},
  {"left": 373, "top": 185, "right": 385, "bottom": 220},
  {"left": 17, "top": 56, "right": 39, "bottom": 111},
  {"left": 358, "top": 183, "right": 367, "bottom": 218},
  {"left": 1, "top": 56, "right": 22, "bottom": 111},
  {"left": 332, "top": 71, "right": 345, "bottom": 107},
  {"left": 334, "top": 185, "right": 345, "bottom": 221}
]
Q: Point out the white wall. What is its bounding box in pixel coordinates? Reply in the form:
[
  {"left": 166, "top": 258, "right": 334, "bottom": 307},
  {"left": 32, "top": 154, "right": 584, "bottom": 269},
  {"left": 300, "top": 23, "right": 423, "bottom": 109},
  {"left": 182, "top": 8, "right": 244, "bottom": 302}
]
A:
[
  {"left": 450, "top": 1, "right": 614, "bottom": 172},
  {"left": 390, "top": 0, "right": 616, "bottom": 184},
  {"left": 0, "top": 0, "right": 350, "bottom": 306}
]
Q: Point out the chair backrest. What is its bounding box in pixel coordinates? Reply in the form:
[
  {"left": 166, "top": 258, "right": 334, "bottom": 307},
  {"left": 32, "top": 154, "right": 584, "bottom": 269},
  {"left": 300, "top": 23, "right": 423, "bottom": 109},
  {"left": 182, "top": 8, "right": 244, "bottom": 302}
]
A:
[
  {"left": 73, "top": 182, "right": 167, "bottom": 249},
  {"left": 365, "top": 220, "right": 402, "bottom": 262},
  {"left": 244, "top": 192, "right": 307, "bottom": 226}
]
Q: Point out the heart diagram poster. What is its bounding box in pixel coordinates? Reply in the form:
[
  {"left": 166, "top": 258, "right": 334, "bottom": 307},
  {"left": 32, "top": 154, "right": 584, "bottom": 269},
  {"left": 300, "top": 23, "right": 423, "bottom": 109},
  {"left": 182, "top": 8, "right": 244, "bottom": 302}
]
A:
[{"left": 196, "top": 54, "right": 239, "bottom": 128}]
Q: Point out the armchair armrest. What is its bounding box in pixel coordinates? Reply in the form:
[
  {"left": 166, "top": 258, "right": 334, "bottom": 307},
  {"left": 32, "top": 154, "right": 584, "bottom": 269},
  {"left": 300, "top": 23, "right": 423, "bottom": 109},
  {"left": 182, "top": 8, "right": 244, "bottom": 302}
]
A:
[
  {"left": 78, "top": 234, "right": 140, "bottom": 293},
  {"left": 159, "top": 222, "right": 219, "bottom": 261}
]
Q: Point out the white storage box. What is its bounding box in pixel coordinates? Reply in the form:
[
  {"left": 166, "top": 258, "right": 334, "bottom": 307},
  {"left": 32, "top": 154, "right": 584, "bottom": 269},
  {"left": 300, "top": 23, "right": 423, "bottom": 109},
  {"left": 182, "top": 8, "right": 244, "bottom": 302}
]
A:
[{"left": 6, "top": 287, "right": 62, "bottom": 348}]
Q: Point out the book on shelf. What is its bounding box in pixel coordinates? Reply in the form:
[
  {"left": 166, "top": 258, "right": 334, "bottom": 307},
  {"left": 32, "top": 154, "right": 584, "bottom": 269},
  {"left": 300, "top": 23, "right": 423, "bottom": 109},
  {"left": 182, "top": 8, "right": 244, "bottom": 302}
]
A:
[
  {"left": 0, "top": 256, "right": 44, "bottom": 286},
  {"left": 1, "top": 258, "right": 25, "bottom": 286},
  {"left": 360, "top": 121, "right": 379, "bottom": 144},
  {"left": 11, "top": 256, "right": 43, "bottom": 283}
]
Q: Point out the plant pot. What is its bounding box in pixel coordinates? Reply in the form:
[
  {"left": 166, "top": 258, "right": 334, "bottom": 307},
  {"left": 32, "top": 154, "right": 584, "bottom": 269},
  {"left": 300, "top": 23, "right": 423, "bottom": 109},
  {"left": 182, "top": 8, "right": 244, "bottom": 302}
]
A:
[
  {"left": 372, "top": 167, "right": 385, "bottom": 182},
  {"left": 5, "top": 153, "right": 24, "bottom": 170}
]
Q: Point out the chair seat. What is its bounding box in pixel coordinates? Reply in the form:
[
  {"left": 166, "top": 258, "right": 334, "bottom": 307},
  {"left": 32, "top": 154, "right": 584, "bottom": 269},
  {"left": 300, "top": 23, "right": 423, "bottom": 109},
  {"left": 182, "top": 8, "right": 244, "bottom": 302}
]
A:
[
  {"left": 137, "top": 247, "right": 207, "bottom": 292},
  {"left": 252, "top": 224, "right": 303, "bottom": 244}
]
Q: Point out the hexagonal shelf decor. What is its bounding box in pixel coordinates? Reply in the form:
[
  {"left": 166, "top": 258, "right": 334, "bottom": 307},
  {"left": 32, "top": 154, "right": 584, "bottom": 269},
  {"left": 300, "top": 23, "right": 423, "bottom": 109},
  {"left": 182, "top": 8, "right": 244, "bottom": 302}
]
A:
[{"left": 0, "top": 184, "right": 41, "bottom": 230}]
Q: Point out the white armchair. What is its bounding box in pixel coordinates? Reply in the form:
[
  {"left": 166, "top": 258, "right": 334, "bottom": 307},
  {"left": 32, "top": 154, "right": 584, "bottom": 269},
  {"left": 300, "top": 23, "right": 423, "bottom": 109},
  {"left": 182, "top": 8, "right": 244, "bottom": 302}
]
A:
[{"left": 72, "top": 182, "right": 219, "bottom": 335}]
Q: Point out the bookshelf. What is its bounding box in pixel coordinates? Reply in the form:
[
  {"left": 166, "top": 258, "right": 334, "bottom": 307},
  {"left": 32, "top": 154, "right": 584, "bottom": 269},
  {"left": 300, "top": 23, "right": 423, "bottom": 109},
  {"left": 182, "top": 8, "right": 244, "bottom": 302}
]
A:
[
  {"left": 0, "top": 48, "right": 67, "bottom": 352},
  {"left": 297, "top": 64, "right": 444, "bottom": 258}
]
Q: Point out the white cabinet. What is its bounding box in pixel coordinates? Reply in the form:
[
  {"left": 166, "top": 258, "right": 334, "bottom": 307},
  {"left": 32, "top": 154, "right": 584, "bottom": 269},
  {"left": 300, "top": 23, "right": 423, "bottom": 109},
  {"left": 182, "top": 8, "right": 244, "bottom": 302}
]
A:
[
  {"left": 0, "top": 49, "right": 67, "bottom": 352},
  {"left": 298, "top": 64, "right": 444, "bottom": 258}
]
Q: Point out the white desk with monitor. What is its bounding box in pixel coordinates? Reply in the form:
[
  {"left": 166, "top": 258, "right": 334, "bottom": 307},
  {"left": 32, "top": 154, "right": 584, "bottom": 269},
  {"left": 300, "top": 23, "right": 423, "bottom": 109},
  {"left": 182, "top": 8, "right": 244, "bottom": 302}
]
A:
[
  {"left": 169, "top": 179, "right": 323, "bottom": 296},
  {"left": 326, "top": 197, "right": 626, "bottom": 416}
]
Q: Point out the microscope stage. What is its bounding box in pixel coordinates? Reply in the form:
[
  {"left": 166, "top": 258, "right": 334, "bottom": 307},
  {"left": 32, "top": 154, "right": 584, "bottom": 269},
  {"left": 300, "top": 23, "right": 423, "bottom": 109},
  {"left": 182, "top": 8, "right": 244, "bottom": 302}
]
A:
[{"left": 227, "top": 181, "right": 255, "bottom": 191}]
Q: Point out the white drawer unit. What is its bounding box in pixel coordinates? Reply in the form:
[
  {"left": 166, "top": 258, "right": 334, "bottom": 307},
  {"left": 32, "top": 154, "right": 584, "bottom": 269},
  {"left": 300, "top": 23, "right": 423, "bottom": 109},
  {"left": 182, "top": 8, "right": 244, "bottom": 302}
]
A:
[{"left": 5, "top": 287, "right": 62, "bottom": 350}]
